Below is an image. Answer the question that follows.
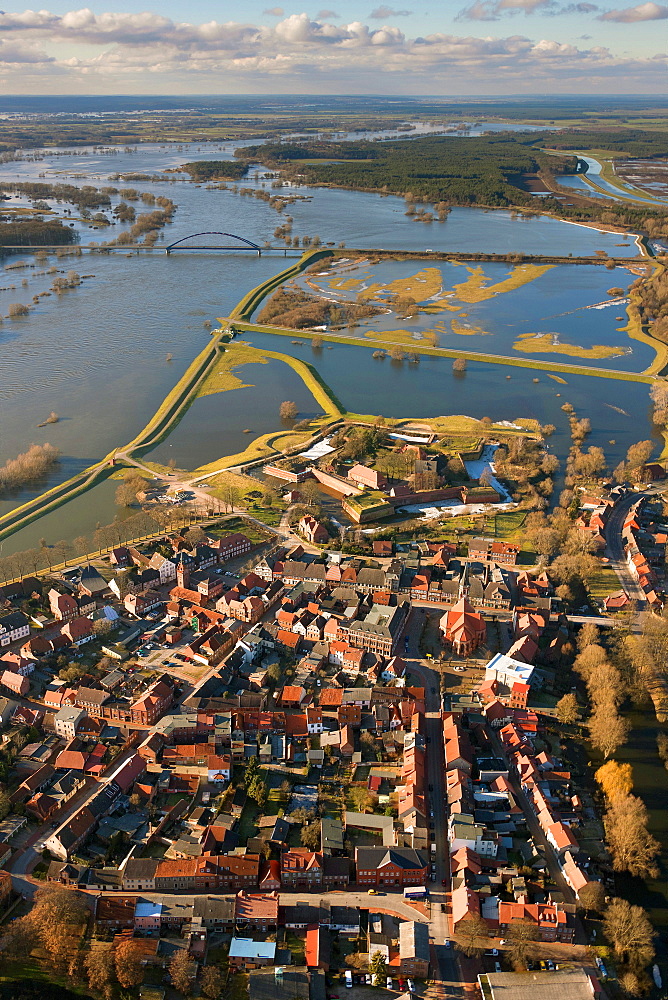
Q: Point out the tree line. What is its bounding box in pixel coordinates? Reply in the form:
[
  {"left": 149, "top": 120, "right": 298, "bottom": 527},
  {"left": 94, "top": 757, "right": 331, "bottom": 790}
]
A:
[{"left": 0, "top": 443, "right": 60, "bottom": 496}]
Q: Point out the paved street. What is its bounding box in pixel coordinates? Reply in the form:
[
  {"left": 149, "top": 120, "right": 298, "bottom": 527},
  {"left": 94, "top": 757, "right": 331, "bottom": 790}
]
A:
[
  {"left": 604, "top": 491, "right": 648, "bottom": 608},
  {"left": 403, "top": 611, "right": 464, "bottom": 993}
]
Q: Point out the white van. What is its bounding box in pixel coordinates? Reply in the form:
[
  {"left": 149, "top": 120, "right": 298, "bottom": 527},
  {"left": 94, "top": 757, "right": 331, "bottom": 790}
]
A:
[{"left": 345, "top": 971, "right": 353, "bottom": 989}]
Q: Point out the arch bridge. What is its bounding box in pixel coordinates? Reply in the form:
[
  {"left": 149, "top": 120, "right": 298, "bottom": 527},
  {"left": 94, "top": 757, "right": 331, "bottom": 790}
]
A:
[{"left": 165, "top": 232, "right": 262, "bottom": 254}]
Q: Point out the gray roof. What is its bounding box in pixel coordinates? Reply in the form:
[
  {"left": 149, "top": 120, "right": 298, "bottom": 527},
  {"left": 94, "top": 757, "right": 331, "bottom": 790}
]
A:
[
  {"left": 249, "top": 968, "right": 310, "bottom": 1000},
  {"left": 123, "top": 858, "right": 159, "bottom": 879},
  {"left": 355, "top": 846, "right": 428, "bottom": 870},
  {"left": 321, "top": 817, "right": 344, "bottom": 853},
  {"left": 192, "top": 896, "right": 235, "bottom": 921},
  {"left": 483, "top": 971, "right": 597, "bottom": 1000},
  {"left": 399, "top": 920, "right": 430, "bottom": 960}
]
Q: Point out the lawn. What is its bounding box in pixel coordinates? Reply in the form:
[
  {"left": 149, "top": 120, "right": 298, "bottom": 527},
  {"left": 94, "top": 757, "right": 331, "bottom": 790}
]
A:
[
  {"left": 237, "top": 799, "right": 261, "bottom": 841},
  {"left": 586, "top": 562, "right": 619, "bottom": 604},
  {"left": 207, "top": 516, "right": 274, "bottom": 545},
  {"left": 285, "top": 931, "right": 306, "bottom": 964}
]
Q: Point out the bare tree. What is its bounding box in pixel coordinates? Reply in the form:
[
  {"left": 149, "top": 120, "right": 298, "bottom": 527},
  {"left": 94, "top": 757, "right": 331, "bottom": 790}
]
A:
[
  {"left": 457, "top": 914, "right": 489, "bottom": 957},
  {"left": 280, "top": 400, "right": 298, "bottom": 420},
  {"left": 507, "top": 920, "right": 539, "bottom": 969},
  {"left": 604, "top": 897, "right": 655, "bottom": 970},
  {"left": 604, "top": 794, "right": 660, "bottom": 879}
]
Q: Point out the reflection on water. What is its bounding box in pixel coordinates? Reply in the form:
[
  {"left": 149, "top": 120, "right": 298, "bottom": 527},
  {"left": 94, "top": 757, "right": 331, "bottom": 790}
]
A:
[{"left": 146, "top": 360, "right": 323, "bottom": 470}]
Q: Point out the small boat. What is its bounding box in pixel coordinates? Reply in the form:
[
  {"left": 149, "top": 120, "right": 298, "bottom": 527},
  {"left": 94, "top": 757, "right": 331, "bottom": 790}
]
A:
[{"left": 653, "top": 964, "right": 662, "bottom": 989}]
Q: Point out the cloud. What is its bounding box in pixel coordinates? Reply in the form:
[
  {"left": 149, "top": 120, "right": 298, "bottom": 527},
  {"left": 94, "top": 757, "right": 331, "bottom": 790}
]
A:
[
  {"left": 457, "top": 0, "right": 598, "bottom": 15},
  {"left": 0, "top": 7, "right": 664, "bottom": 92},
  {"left": 369, "top": 5, "right": 413, "bottom": 16},
  {"left": 317, "top": 8, "right": 340, "bottom": 15},
  {"left": 263, "top": 6, "right": 284, "bottom": 14},
  {"left": 599, "top": 1, "right": 668, "bottom": 19}
]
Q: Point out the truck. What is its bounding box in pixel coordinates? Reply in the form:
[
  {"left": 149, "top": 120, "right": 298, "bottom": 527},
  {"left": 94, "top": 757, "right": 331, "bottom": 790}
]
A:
[
  {"left": 430, "top": 843, "right": 436, "bottom": 854},
  {"left": 404, "top": 886, "right": 428, "bottom": 901}
]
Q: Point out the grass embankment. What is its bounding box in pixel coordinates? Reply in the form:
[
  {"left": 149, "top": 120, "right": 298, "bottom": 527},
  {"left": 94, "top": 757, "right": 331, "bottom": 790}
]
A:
[
  {"left": 229, "top": 247, "right": 334, "bottom": 322},
  {"left": 196, "top": 342, "right": 270, "bottom": 398},
  {"left": 231, "top": 318, "right": 657, "bottom": 383},
  {"left": 121, "top": 336, "right": 223, "bottom": 458},
  {"left": 0, "top": 458, "right": 115, "bottom": 543},
  {"left": 626, "top": 259, "right": 668, "bottom": 377}
]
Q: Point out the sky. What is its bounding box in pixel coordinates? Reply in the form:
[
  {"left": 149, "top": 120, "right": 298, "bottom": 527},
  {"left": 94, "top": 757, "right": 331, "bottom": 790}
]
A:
[{"left": 0, "top": 0, "right": 667, "bottom": 95}]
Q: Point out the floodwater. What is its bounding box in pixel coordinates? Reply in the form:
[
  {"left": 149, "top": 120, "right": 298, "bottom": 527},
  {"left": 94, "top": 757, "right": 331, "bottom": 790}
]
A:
[
  {"left": 297, "top": 258, "right": 650, "bottom": 371},
  {"left": 0, "top": 139, "right": 655, "bottom": 538}
]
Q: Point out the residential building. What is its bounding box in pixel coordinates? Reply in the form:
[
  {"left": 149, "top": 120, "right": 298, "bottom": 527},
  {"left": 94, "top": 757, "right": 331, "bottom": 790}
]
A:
[
  {"left": 355, "top": 847, "right": 429, "bottom": 888},
  {"left": 399, "top": 921, "right": 430, "bottom": 978},
  {"left": 229, "top": 938, "right": 276, "bottom": 971}
]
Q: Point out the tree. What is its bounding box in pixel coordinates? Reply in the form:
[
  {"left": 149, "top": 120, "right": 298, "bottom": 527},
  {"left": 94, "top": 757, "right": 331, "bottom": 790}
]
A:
[
  {"left": 183, "top": 525, "right": 208, "bottom": 548},
  {"left": 0, "top": 791, "right": 11, "bottom": 821},
  {"left": 604, "top": 897, "right": 655, "bottom": 970},
  {"left": 299, "top": 479, "right": 322, "bottom": 508},
  {"left": 0, "top": 914, "right": 37, "bottom": 960},
  {"left": 595, "top": 760, "right": 634, "bottom": 801},
  {"left": 115, "top": 474, "right": 144, "bottom": 508},
  {"left": 507, "top": 920, "right": 539, "bottom": 969},
  {"left": 301, "top": 819, "right": 321, "bottom": 849},
  {"left": 577, "top": 621, "right": 600, "bottom": 652},
  {"left": 604, "top": 794, "right": 660, "bottom": 879},
  {"left": 457, "top": 914, "right": 489, "bottom": 957},
  {"left": 370, "top": 950, "right": 387, "bottom": 985},
  {"left": 92, "top": 618, "right": 113, "bottom": 637},
  {"left": 349, "top": 787, "right": 376, "bottom": 813},
  {"left": 555, "top": 692, "right": 579, "bottom": 725},
  {"left": 280, "top": 400, "right": 298, "bottom": 420},
  {"left": 573, "top": 643, "right": 608, "bottom": 681},
  {"left": 244, "top": 755, "right": 259, "bottom": 784},
  {"left": 170, "top": 949, "right": 195, "bottom": 995},
  {"left": 85, "top": 948, "right": 115, "bottom": 999},
  {"left": 201, "top": 966, "right": 224, "bottom": 999},
  {"left": 453, "top": 357, "right": 467, "bottom": 372},
  {"left": 578, "top": 881, "right": 606, "bottom": 915},
  {"left": 624, "top": 440, "right": 654, "bottom": 479},
  {"left": 115, "top": 938, "right": 145, "bottom": 988},
  {"left": 589, "top": 703, "right": 629, "bottom": 759},
  {"left": 248, "top": 774, "right": 267, "bottom": 808}
]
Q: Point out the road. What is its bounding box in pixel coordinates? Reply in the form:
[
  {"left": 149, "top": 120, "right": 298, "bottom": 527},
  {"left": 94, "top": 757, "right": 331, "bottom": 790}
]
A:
[
  {"left": 487, "top": 729, "right": 575, "bottom": 904},
  {"left": 604, "top": 491, "right": 648, "bottom": 608},
  {"left": 8, "top": 743, "right": 140, "bottom": 887},
  {"left": 403, "top": 610, "right": 463, "bottom": 994}
]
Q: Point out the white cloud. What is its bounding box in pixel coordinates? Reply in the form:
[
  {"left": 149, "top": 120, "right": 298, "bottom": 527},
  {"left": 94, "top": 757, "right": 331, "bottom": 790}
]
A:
[
  {"left": 263, "top": 7, "right": 284, "bottom": 15},
  {"left": 0, "top": 6, "right": 664, "bottom": 91},
  {"left": 599, "top": 1, "right": 668, "bottom": 19},
  {"left": 456, "top": 0, "right": 599, "bottom": 15},
  {"left": 369, "top": 5, "right": 413, "bottom": 17}
]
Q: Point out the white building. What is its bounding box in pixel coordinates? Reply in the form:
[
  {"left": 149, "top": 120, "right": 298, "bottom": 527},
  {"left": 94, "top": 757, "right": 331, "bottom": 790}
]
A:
[
  {"left": 484, "top": 653, "right": 536, "bottom": 691},
  {"left": 54, "top": 706, "right": 87, "bottom": 739}
]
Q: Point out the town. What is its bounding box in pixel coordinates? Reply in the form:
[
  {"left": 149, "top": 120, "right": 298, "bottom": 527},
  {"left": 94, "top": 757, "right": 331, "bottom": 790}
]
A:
[{"left": 0, "top": 438, "right": 663, "bottom": 1000}]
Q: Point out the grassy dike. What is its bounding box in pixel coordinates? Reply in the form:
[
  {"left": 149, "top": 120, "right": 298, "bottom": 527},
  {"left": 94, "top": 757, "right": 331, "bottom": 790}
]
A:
[
  {"left": 230, "top": 318, "right": 658, "bottom": 384},
  {"left": 0, "top": 251, "right": 336, "bottom": 543}
]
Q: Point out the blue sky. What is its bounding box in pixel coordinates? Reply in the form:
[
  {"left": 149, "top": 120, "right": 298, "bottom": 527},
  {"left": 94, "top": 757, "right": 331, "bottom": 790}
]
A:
[{"left": 0, "top": 1, "right": 666, "bottom": 94}]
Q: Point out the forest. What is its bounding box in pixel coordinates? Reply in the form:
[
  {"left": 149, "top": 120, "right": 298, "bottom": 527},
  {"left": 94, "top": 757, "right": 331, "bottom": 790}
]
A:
[
  {"left": 234, "top": 132, "right": 668, "bottom": 234},
  {"left": 235, "top": 134, "right": 578, "bottom": 207},
  {"left": 179, "top": 160, "right": 249, "bottom": 181},
  {"left": 0, "top": 219, "right": 77, "bottom": 247},
  {"left": 539, "top": 128, "right": 668, "bottom": 157}
]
